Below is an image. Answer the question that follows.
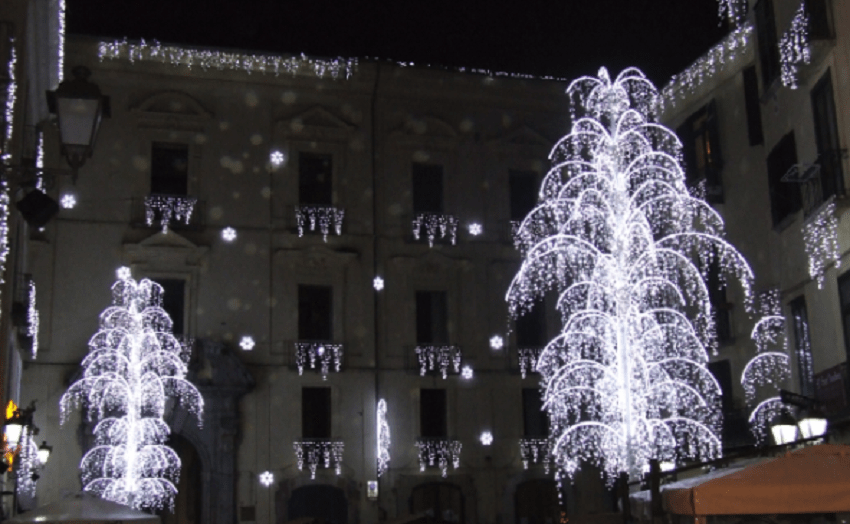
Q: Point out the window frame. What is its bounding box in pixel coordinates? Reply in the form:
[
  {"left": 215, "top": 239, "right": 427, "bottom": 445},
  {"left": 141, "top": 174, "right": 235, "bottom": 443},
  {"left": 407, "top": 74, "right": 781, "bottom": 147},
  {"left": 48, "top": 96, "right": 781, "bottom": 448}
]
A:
[
  {"left": 412, "top": 162, "right": 445, "bottom": 215},
  {"left": 301, "top": 386, "right": 332, "bottom": 439},
  {"left": 298, "top": 284, "right": 334, "bottom": 342},
  {"left": 150, "top": 141, "right": 190, "bottom": 196},
  {"left": 298, "top": 151, "right": 334, "bottom": 206}
]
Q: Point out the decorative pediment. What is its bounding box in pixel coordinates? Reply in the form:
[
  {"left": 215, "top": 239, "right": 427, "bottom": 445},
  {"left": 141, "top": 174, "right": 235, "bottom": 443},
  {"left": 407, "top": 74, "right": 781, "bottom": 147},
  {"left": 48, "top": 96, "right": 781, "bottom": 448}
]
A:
[
  {"left": 276, "top": 106, "right": 355, "bottom": 140},
  {"left": 389, "top": 116, "right": 459, "bottom": 149},
  {"left": 489, "top": 125, "right": 552, "bottom": 148},
  {"left": 132, "top": 91, "right": 212, "bottom": 131},
  {"left": 274, "top": 245, "right": 359, "bottom": 269},
  {"left": 123, "top": 231, "right": 209, "bottom": 269}
]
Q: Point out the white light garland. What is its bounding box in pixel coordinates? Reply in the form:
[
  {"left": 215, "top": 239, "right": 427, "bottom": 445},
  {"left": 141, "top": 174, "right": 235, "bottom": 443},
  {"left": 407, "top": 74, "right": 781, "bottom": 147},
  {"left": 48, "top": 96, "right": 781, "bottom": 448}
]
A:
[
  {"left": 373, "top": 276, "right": 384, "bottom": 291},
  {"left": 295, "top": 206, "right": 344, "bottom": 241},
  {"left": 57, "top": 0, "right": 65, "bottom": 83},
  {"left": 99, "top": 38, "right": 358, "bottom": 80},
  {"left": 717, "top": 0, "right": 748, "bottom": 27},
  {"left": 413, "top": 213, "right": 458, "bottom": 247},
  {"left": 60, "top": 269, "right": 203, "bottom": 511},
  {"left": 3, "top": 40, "right": 17, "bottom": 162},
  {"left": 519, "top": 438, "right": 552, "bottom": 472},
  {"left": 60, "top": 194, "right": 76, "bottom": 209},
  {"left": 240, "top": 336, "right": 255, "bottom": 351},
  {"left": 259, "top": 471, "right": 274, "bottom": 487},
  {"left": 489, "top": 335, "right": 504, "bottom": 350},
  {"left": 779, "top": 2, "right": 811, "bottom": 89},
  {"left": 294, "top": 342, "right": 342, "bottom": 379},
  {"left": 661, "top": 24, "right": 752, "bottom": 111},
  {"left": 415, "top": 345, "right": 462, "bottom": 379},
  {"left": 377, "top": 399, "right": 390, "bottom": 477},
  {"left": 27, "top": 278, "right": 38, "bottom": 359},
  {"left": 35, "top": 131, "right": 45, "bottom": 192},
  {"left": 802, "top": 199, "right": 839, "bottom": 289},
  {"left": 144, "top": 195, "right": 197, "bottom": 233},
  {"left": 15, "top": 426, "right": 39, "bottom": 499},
  {"left": 507, "top": 67, "right": 754, "bottom": 483},
  {"left": 415, "top": 439, "right": 461, "bottom": 478},
  {"left": 294, "top": 440, "right": 344, "bottom": 479},
  {"left": 518, "top": 347, "right": 543, "bottom": 379},
  {"left": 221, "top": 227, "right": 237, "bottom": 242}
]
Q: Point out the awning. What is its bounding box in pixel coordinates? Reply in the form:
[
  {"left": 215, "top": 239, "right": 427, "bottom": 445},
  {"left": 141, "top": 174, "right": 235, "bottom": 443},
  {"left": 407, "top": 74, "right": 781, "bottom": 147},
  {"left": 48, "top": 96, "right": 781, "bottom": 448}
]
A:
[
  {"left": 7, "top": 492, "right": 161, "bottom": 523},
  {"left": 664, "top": 444, "right": 850, "bottom": 515}
]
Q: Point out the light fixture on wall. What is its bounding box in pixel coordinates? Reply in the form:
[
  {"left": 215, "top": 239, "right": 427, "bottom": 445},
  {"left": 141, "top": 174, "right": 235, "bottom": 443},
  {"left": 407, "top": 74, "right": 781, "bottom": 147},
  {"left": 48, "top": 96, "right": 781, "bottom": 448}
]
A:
[{"left": 770, "top": 411, "right": 799, "bottom": 445}]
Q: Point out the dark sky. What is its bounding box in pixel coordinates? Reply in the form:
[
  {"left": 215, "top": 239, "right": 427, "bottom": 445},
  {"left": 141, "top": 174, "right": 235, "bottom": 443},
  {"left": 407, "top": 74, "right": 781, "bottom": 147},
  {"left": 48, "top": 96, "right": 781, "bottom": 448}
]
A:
[{"left": 68, "top": 0, "right": 728, "bottom": 86}]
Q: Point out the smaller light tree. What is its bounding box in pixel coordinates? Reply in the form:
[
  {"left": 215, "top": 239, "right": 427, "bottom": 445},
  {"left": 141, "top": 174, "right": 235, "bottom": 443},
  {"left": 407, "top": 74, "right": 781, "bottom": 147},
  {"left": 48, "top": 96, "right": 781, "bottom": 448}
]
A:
[{"left": 60, "top": 268, "right": 203, "bottom": 511}]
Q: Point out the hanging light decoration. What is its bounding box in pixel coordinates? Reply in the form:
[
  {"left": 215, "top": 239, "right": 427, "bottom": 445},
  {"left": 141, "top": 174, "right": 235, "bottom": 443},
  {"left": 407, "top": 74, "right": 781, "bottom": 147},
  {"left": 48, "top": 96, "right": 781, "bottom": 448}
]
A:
[{"left": 377, "top": 399, "right": 390, "bottom": 477}]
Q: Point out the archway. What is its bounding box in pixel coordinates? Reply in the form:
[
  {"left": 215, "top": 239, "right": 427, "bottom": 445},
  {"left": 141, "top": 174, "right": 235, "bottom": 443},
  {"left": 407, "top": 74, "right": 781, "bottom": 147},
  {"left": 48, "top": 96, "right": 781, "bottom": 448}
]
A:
[
  {"left": 159, "top": 434, "right": 203, "bottom": 524},
  {"left": 515, "top": 479, "right": 561, "bottom": 524},
  {"left": 409, "top": 482, "right": 464, "bottom": 523},
  {"left": 287, "top": 485, "right": 348, "bottom": 524}
]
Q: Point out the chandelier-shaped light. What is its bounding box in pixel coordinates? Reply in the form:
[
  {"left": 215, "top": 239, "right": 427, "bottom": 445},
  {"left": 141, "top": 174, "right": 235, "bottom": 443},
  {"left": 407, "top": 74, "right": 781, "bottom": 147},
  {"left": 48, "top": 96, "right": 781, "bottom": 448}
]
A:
[
  {"left": 519, "top": 438, "right": 552, "bottom": 472},
  {"left": 803, "top": 199, "right": 840, "bottom": 289},
  {"left": 412, "top": 213, "right": 458, "bottom": 247},
  {"left": 294, "top": 342, "right": 342, "bottom": 379},
  {"left": 780, "top": 2, "right": 811, "bottom": 89},
  {"left": 294, "top": 440, "right": 344, "bottom": 479},
  {"left": 415, "top": 439, "right": 461, "bottom": 478},
  {"left": 144, "top": 195, "right": 197, "bottom": 233},
  {"left": 742, "top": 290, "right": 792, "bottom": 445},
  {"left": 377, "top": 399, "right": 390, "bottom": 477},
  {"left": 59, "top": 268, "right": 204, "bottom": 511},
  {"left": 415, "top": 345, "right": 462, "bottom": 379},
  {"left": 295, "top": 206, "right": 344, "bottom": 241},
  {"left": 507, "top": 67, "right": 754, "bottom": 482}
]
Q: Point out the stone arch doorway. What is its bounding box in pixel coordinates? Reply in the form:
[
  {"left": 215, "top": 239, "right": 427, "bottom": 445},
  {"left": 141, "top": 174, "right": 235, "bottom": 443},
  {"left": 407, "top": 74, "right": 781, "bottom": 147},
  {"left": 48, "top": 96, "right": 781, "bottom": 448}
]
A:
[
  {"left": 287, "top": 485, "right": 348, "bottom": 524},
  {"left": 515, "top": 479, "right": 561, "bottom": 524},
  {"left": 409, "top": 482, "right": 464, "bottom": 523},
  {"left": 159, "top": 434, "right": 203, "bottom": 524}
]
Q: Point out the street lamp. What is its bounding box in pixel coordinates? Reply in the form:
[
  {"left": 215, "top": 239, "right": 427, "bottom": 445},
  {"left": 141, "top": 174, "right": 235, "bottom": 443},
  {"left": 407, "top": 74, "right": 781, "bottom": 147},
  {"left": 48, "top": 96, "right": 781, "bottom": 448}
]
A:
[
  {"left": 36, "top": 441, "right": 51, "bottom": 466},
  {"left": 46, "top": 65, "right": 110, "bottom": 183},
  {"left": 770, "top": 411, "right": 799, "bottom": 445},
  {"left": 798, "top": 406, "right": 828, "bottom": 439}
]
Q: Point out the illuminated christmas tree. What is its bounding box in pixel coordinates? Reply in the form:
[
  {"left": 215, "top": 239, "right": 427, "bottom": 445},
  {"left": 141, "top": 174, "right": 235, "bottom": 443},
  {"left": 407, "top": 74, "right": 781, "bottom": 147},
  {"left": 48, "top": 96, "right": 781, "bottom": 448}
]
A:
[
  {"left": 60, "top": 268, "right": 203, "bottom": 511},
  {"left": 507, "top": 67, "right": 753, "bottom": 483}
]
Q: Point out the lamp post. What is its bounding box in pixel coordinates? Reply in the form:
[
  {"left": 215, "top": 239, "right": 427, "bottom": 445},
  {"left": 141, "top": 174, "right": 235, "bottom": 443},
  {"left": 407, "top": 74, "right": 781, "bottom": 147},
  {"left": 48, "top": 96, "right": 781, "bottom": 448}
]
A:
[
  {"left": 774, "top": 389, "right": 830, "bottom": 444},
  {"left": 769, "top": 411, "right": 799, "bottom": 446}
]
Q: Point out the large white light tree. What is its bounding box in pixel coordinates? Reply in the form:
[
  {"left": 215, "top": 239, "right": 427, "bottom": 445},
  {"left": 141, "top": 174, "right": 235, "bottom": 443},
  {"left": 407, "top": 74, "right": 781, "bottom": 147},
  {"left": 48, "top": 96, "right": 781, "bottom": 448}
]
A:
[
  {"left": 507, "top": 68, "right": 754, "bottom": 483},
  {"left": 60, "top": 268, "right": 203, "bottom": 511}
]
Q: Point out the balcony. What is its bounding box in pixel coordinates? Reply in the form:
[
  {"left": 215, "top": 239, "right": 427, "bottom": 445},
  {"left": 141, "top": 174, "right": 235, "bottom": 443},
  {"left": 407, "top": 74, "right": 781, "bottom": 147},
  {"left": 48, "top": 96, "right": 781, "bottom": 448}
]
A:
[
  {"left": 133, "top": 195, "right": 204, "bottom": 232},
  {"left": 519, "top": 438, "right": 552, "bottom": 472},
  {"left": 293, "top": 439, "right": 344, "bottom": 479},
  {"left": 295, "top": 206, "right": 344, "bottom": 241},
  {"left": 415, "top": 438, "right": 461, "bottom": 478},
  {"left": 294, "top": 342, "right": 343, "bottom": 380},
  {"left": 415, "top": 345, "right": 461, "bottom": 379},
  {"left": 518, "top": 347, "right": 543, "bottom": 379},
  {"left": 412, "top": 213, "right": 458, "bottom": 247}
]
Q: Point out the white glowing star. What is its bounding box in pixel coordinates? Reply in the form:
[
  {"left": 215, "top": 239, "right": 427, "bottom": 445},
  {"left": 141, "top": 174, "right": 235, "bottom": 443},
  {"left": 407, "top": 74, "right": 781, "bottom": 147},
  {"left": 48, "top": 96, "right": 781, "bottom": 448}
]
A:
[
  {"left": 60, "top": 194, "right": 76, "bottom": 209},
  {"left": 221, "top": 227, "right": 237, "bottom": 242},
  {"left": 240, "top": 336, "right": 255, "bottom": 351},
  {"left": 373, "top": 276, "right": 384, "bottom": 291},
  {"left": 270, "top": 150, "right": 285, "bottom": 166},
  {"left": 468, "top": 222, "right": 483, "bottom": 236},
  {"left": 461, "top": 365, "right": 473, "bottom": 379},
  {"left": 259, "top": 471, "right": 274, "bottom": 487},
  {"left": 489, "top": 335, "right": 504, "bottom": 350},
  {"left": 116, "top": 266, "right": 131, "bottom": 280},
  {"left": 480, "top": 431, "right": 493, "bottom": 446}
]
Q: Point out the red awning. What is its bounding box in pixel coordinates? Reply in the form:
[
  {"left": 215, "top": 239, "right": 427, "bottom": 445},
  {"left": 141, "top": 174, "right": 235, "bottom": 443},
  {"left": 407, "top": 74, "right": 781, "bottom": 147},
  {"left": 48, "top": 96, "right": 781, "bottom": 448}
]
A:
[{"left": 664, "top": 444, "right": 850, "bottom": 515}]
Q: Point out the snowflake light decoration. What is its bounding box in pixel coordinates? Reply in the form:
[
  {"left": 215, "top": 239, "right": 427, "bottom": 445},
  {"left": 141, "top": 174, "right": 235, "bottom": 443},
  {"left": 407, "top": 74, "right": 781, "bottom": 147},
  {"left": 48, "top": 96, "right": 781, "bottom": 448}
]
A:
[
  {"left": 116, "top": 266, "right": 131, "bottom": 280},
  {"left": 468, "top": 222, "right": 483, "bottom": 236},
  {"left": 489, "top": 335, "right": 504, "bottom": 350},
  {"left": 221, "top": 227, "right": 237, "bottom": 242},
  {"left": 60, "top": 273, "right": 203, "bottom": 511},
  {"left": 377, "top": 399, "right": 390, "bottom": 477},
  {"left": 270, "top": 150, "right": 285, "bottom": 166},
  {"left": 373, "top": 276, "right": 384, "bottom": 291},
  {"left": 507, "top": 67, "right": 754, "bottom": 482},
  {"left": 240, "top": 336, "right": 255, "bottom": 351},
  {"left": 259, "top": 471, "right": 274, "bottom": 487},
  {"left": 479, "top": 431, "right": 493, "bottom": 446},
  {"left": 60, "top": 194, "right": 76, "bottom": 209},
  {"left": 461, "top": 365, "right": 473, "bottom": 379}
]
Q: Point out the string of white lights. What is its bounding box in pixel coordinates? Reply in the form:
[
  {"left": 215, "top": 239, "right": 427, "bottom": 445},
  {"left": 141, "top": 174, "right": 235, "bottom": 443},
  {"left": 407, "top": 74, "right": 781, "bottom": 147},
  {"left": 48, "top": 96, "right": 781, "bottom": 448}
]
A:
[
  {"left": 377, "top": 399, "right": 390, "bottom": 477},
  {"left": 779, "top": 2, "right": 811, "bottom": 89},
  {"left": 802, "top": 199, "right": 840, "bottom": 289}
]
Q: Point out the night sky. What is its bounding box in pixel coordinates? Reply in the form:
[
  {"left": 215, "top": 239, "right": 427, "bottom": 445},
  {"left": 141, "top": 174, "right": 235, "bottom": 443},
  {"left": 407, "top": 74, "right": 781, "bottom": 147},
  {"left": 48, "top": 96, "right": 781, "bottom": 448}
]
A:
[{"left": 68, "top": 0, "right": 729, "bottom": 86}]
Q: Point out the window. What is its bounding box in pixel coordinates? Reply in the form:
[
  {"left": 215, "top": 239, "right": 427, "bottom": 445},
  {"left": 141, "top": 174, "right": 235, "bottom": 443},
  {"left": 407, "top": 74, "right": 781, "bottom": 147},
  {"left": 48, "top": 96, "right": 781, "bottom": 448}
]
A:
[
  {"left": 302, "top": 387, "right": 331, "bottom": 438},
  {"left": 766, "top": 132, "right": 801, "bottom": 226},
  {"left": 154, "top": 279, "right": 186, "bottom": 336},
  {"left": 416, "top": 291, "right": 448, "bottom": 345},
  {"left": 299, "top": 152, "right": 333, "bottom": 206},
  {"left": 151, "top": 142, "right": 189, "bottom": 195},
  {"left": 754, "top": 0, "right": 780, "bottom": 87},
  {"left": 516, "top": 303, "right": 546, "bottom": 348},
  {"left": 742, "top": 66, "right": 764, "bottom": 146},
  {"left": 509, "top": 170, "right": 538, "bottom": 221},
  {"left": 420, "top": 389, "right": 447, "bottom": 438},
  {"left": 412, "top": 163, "right": 444, "bottom": 214},
  {"left": 298, "top": 285, "right": 332, "bottom": 341},
  {"left": 789, "top": 296, "right": 815, "bottom": 398},
  {"left": 522, "top": 388, "right": 549, "bottom": 437},
  {"left": 808, "top": 0, "right": 834, "bottom": 40},
  {"left": 706, "top": 260, "right": 732, "bottom": 344},
  {"left": 811, "top": 69, "right": 844, "bottom": 201},
  {"left": 677, "top": 101, "right": 723, "bottom": 203}
]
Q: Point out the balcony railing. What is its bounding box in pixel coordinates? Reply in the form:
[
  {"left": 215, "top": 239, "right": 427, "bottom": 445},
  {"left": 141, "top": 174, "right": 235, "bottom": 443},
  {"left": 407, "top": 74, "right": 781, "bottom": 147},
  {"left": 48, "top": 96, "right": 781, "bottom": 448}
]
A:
[
  {"left": 415, "top": 438, "right": 461, "bottom": 478},
  {"left": 132, "top": 195, "right": 205, "bottom": 232},
  {"left": 519, "top": 438, "right": 552, "bottom": 472},
  {"left": 293, "top": 439, "right": 344, "bottom": 479},
  {"left": 518, "top": 347, "right": 544, "bottom": 379},
  {"left": 412, "top": 213, "right": 458, "bottom": 247},
  {"left": 294, "top": 341, "right": 343, "bottom": 379},
  {"left": 295, "top": 205, "right": 344, "bottom": 241},
  {"left": 415, "top": 345, "right": 461, "bottom": 379}
]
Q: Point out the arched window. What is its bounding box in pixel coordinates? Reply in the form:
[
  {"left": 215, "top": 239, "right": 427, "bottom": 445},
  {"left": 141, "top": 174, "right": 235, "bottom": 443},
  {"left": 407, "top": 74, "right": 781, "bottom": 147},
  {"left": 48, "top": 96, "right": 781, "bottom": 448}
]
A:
[
  {"left": 288, "top": 485, "right": 348, "bottom": 524},
  {"left": 515, "top": 479, "right": 561, "bottom": 524},
  {"left": 410, "top": 482, "right": 464, "bottom": 523}
]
